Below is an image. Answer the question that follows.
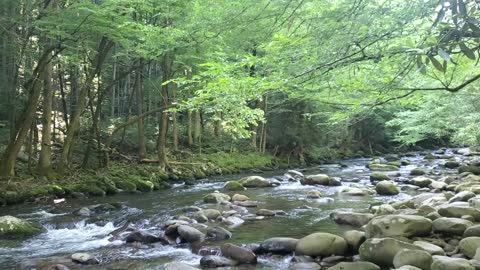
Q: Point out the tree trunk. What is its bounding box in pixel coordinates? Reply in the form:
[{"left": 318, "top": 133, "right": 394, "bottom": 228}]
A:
[
  {"left": 0, "top": 47, "right": 56, "bottom": 178},
  {"left": 59, "top": 38, "right": 113, "bottom": 171},
  {"left": 135, "top": 59, "right": 147, "bottom": 159},
  {"left": 158, "top": 53, "right": 173, "bottom": 169},
  {"left": 194, "top": 110, "right": 201, "bottom": 145},
  {"left": 187, "top": 110, "right": 193, "bottom": 147},
  {"left": 171, "top": 84, "right": 178, "bottom": 151},
  {"left": 214, "top": 112, "right": 222, "bottom": 137},
  {"left": 38, "top": 54, "right": 55, "bottom": 180}
]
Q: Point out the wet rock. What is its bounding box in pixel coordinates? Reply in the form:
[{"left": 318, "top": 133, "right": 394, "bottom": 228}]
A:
[
  {"left": 459, "top": 165, "right": 480, "bottom": 175},
  {"left": 445, "top": 161, "right": 460, "bottom": 168},
  {"left": 221, "top": 243, "right": 257, "bottom": 264},
  {"left": 369, "top": 164, "right": 399, "bottom": 171},
  {"left": 260, "top": 237, "right": 299, "bottom": 254},
  {"left": 71, "top": 253, "right": 99, "bottom": 265},
  {"left": 194, "top": 209, "right": 221, "bottom": 221},
  {"left": 73, "top": 207, "right": 91, "bottom": 217},
  {"left": 182, "top": 206, "right": 202, "bottom": 213},
  {"left": 375, "top": 181, "right": 399, "bottom": 195},
  {"left": 206, "top": 226, "right": 232, "bottom": 241},
  {"left": 432, "top": 217, "right": 473, "bottom": 235},
  {"left": 464, "top": 225, "right": 480, "bottom": 237},
  {"left": 223, "top": 216, "right": 244, "bottom": 228},
  {"left": 409, "top": 176, "right": 433, "bottom": 187},
  {"left": 410, "top": 168, "right": 428, "bottom": 176},
  {"left": 231, "top": 194, "right": 249, "bottom": 202},
  {"left": 459, "top": 237, "right": 480, "bottom": 258},
  {"left": 327, "top": 261, "right": 380, "bottom": 270},
  {"left": 295, "top": 232, "right": 347, "bottom": 257},
  {"left": 164, "top": 262, "right": 200, "bottom": 270},
  {"left": 203, "top": 192, "right": 231, "bottom": 203},
  {"left": 430, "top": 180, "right": 448, "bottom": 190},
  {"left": 239, "top": 176, "right": 274, "bottom": 188},
  {"left": 359, "top": 238, "right": 422, "bottom": 267},
  {"left": 393, "top": 249, "right": 432, "bottom": 270},
  {"left": 0, "top": 215, "right": 41, "bottom": 239},
  {"left": 330, "top": 212, "right": 373, "bottom": 227},
  {"left": 343, "top": 230, "right": 366, "bottom": 252},
  {"left": 46, "top": 265, "right": 70, "bottom": 270},
  {"left": 235, "top": 200, "right": 258, "bottom": 207},
  {"left": 438, "top": 203, "right": 480, "bottom": 220},
  {"left": 302, "top": 174, "right": 331, "bottom": 185},
  {"left": 431, "top": 255, "right": 474, "bottom": 270},
  {"left": 370, "top": 172, "right": 391, "bottom": 181},
  {"left": 287, "top": 170, "right": 305, "bottom": 181},
  {"left": 450, "top": 191, "right": 476, "bottom": 203},
  {"left": 200, "top": 255, "right": 237, "bottom": 268},
  {"left": 256, "top": 209, "right": 276, "bottom": 216},
  {"left": 223, "top": 181, "right": 246, "bottom": 191},
  {"left": 372, "top": 204, "right": 396, "bottom": 215},
  {"left": 177, "top": 225, "right": 205, "bottom": 243},
  {"left": 340, "top": 187, "right": 375, "bottom": 196},
  {"left": 413, "top": 241, "right": 445, "bottom": 255},
  {"left": 307, "top": 190, "right": 322, "bottom": 198},
  {"left": 292, "top": 262, "right": 321, "bottom": 270},
  {"left": 365, "top": 214, "right": 432, "bottom": 238},
  {"left": 125, "top": 231, "right": 166, "bottom": 244}
]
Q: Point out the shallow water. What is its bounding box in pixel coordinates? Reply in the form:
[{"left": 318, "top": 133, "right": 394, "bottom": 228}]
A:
[{"left": 0, "top": 149, "right": 461, "bottom": 269}]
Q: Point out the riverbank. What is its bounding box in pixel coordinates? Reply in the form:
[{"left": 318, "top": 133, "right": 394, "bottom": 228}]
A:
[{"left": 0, "top": 152, "right": 284, "bottom": 206}]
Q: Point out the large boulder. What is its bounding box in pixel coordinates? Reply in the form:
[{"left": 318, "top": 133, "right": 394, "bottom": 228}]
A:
[
  {"left": 365, "top": 215, "right": 432, "bottom": 238},
  {"left": 203, "top": 192, "right": 231, "bottom": 203},
  {"left": 359, "top": 238, "right": 422, "bottom": 267},
  {"left": 459, "top": 237, "right": 480, "bottom": 258},
  {"left": 375, "top": 181, "right": 399, "bottom": 195},
  {"left": 239, "top": 176, "right": 275, "bottom": 188},
  {"left": 327, "top": 262, "right": 380, "bottom": 270},
  {"left": 432, "top": 217, "right": 473, "bottom": 235},
  {"left": 206, "top": 226, "right": 232, "bottom": 241},
  {"left": 464, "top": 224, "right": 480, "bottom": 237},
  {"left": 221, "top": 243, "right": 257, "bottom": 264},
  {"left": 0, "top": 215, "right": 41, "bottom": 239},
  {"left": 331, "top": 212, "right": 374, "bottom": 227},
  {"left": 393, "top": 249, "right": 432, "bottom": 270},
  {"left": 177, "top": 225, "right": 205, "bottom": 243},
  {"left": 431, "top": 255, "right": 474, "bottom": 270},
  {"left": 260, "top": 237, "right": 298, "bottom": 254},
  {"left": 223, "top": 181, "right": 246, "bottom": 191},
  {"left": 295, "top": 233, "right": 347, "bottom": 257},
  {"left": 302, "top": 174, "right": 330, "bottom": 185}
]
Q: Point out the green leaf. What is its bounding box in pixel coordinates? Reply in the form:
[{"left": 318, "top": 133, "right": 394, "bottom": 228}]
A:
[
  {"left": 429, "top": 56, "right": 445, "bottom": 72},
  {"left": 437, "top": 49, "right": 450, "bottom": 61},
  {"left": 459, "top": 42, "right": 476, "bottom": 60}
]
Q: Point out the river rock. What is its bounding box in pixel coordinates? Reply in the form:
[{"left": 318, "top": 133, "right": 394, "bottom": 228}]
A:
[
  {"left": 327, "top": 261, "right": 380, "bottom": 270},
  {"left": 409, "top": 176, "right": 433, "bottom": 187},
  {"left": 292, "top": 262, "right": 321, "bottom": 270},
  {"left": 365, "top": 214, "right": 432, "bottom": 238},
  {"left": 369, "top": 164, "right": 399, "bottom": 171},
  {"left": 341, "top": 187, "right": 375, "bottom": 196},
  {"left": 206, "top": 226, "right": 232, "bottom": 241},
  {"left": 203, "top": 192, "right": 231, "bottom": 203},
  {"left": 223, "top": 181, "right": 246, "bottom": 191},
  {"left": 413, "top": 241, "right": 445, "bottom": 255},
  {"left": 445, "top": 161, "right": 461, "bottom": 168},
  {"left": 232, "top": 194, "right": 249, "bottom": 201},
  {"left": 221, "top": 243, "right": 257, "bottom": 264},
  {"left": 260, "top": 237, "right": 298, "bottom": 254},
  {"left": 433, "top": 217, "right": 473, "bottom": 235},
  {"left": 459, "top": 165, "right": 480, "bottom": 175},
  {"left": 71, "top": 253, "right": 99, "bottom": 265},
  {"left": 450, "top": 191, "right": 476, "bottom": 203},
  {"left": 307, "top": 190, "right": 322, "bottom": 198},
  {"left": 0, "top": 215, "right": 40, "bottom": 239},
  {"left": 46, "top": 265, "right": 70, "bottom": 270},
  {"left": 287, "top": 170, "right": 304, "bottom": 179},
  {"left": 330, "top": 212, "right": 373, "bottom": 227},
  {"left": 125, "top": 231, "right": 165, "bottom": 244},
  {"left": 239, "top": 176, "right": 274, "bottom": 188},
  {"left": 410, "top": 168, "right": 427, "bottom": 176},
  {"left": 393, "top": 249, "right": 432, "bottom": 270},
  {"left": 256, "top": 209, "right": 276, "bottom": 216},
  {"left": 164, "top": 262, "right": 200, "bottom": 270},
  {"left": 343, "top": 230, "right": 365, "bottom": 252},
  {"left": 375, "top": 181, "right": 399, "bottom": 195},
  {"left": 464, "top": 225, "right": 480, "bottom": 237},
  {"left": 437, "top": 203, "right": 480, "bottom": 220},
  {"left": 370, "top": 172, "right": 391, "bottom": 181},
  {"left": 200, "top": 255, "right": 237, "bottom": 268},
  {"left": 431, "top": 255, "right": 474, "bottom": 270},
  {"left": 177, "top": 225, "right": 205, "bottom": 243},
  {"left": 235, "top": 200, "right": 258, "bottom": 207},
  {"left": 430, "top": 180, "right": 448, "bottom": 190},
  {"left": 359, "top": 238, "right": 422, "bottom": 267},
  {"left": 302, "top": 174, "right": 330, "bottom": 185},
  {"left": 459, "top": 237, "right": 480, "bottom": 258},
  {"left": 295, "top": 233, "right": 347, "bottom": 257},
  {"left": 198, "top": 209, "right": 222, "bottom": 220},
  {"left": 223, "top": 216, "right": 244, "bottom": 228}
]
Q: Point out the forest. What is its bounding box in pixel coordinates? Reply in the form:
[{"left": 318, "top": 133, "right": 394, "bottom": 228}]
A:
[{"left": 1, "top": 0, "right": 480, "bottom": 270}]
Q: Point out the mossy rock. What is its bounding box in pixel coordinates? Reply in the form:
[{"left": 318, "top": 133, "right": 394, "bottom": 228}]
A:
[
  {"left": 400, "top": 160, "right": 411, "bottom": 166},
  {"left": 132, "top": 177, "right": 154, "bottom": 192},
  {"left": 194, "top": 170, "right": 207, "bottom": 179},
  {"left": 223, "top": 181, "right": 246, "bottom": 191},
  {"left": 0, "top": 215, "right": 41, "bottom": 239},
  {"left": 368, "top": 163, "right": 399, "bottom": 171},
  {"left": 50, "top": 185, "right": 65, "bottom": 196},
  {"left": 99, "top": 177, "right": 119, "bottom": 195},
  {"left": 29, "top": 186, "right": 53, "bottom": 198},
  {"left": 79, "top": 184, "right": 106, "bottom": 197},
  {"left": 114, "top": 180, "right": 137, "bottom": 192},
  {"left": 459, "top": 166, "right": 480, "bottom": 175},
  {"left": 410, "top": 168, "right": 427, "bottom": 176},
  {"left": 157, "top": 170, "right": 170, "bottom": 181},
  {"left": 1, "top": 191, "right": 25, "bottom": 205},
  {"left": 370, "top": 173, "right": 391, "bottom": 181},
  {"left": 157, "top": 181, "right": 172, "bottom": 190}
]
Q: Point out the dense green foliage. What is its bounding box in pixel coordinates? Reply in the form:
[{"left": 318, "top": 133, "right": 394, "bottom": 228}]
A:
[{"left": 1, "top": 0, "right": 480, "bottom": 185}]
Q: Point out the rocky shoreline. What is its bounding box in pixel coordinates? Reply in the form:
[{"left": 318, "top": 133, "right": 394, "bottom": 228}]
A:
[{"left": 2, "top": 147, "right": 480, "bottom": 269}]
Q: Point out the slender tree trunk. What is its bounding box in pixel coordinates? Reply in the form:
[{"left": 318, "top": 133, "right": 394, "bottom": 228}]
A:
[
  {"left": 38, "top": 55, "right": 55, "bottom": 180},
  {"left": 194, "top": 110, "right": 201, "bottom": 145},
  {"left": 187, "top": 110, "right": 193, "bottom": 147},
  {"left": 260, "top": 96, "right": 268, "bottom": 153},
  {"left": 158, "top": 53, "right": 172, "bottom": 169},
  {"left": 171, "top": 84, "right": 178, "bottom": 151},
  {"left": 57, "top": 66, "right": 69, "bottom": 129},
  {"left": 214, "top": 112, "right": 222, "bottom": 137},
  {"left": 135, "top": 59, "right": 147, "bottom": 159},
  {"left": 0, "top": 47, "right": 56, "bottom": 178},
  {"left": 59, "top": 38, "right": 113, "bottom": 171}
]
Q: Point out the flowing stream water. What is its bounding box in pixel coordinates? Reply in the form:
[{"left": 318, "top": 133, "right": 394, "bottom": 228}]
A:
[{"left": 0, "top": 150, "right": 461, "bottom": 269}]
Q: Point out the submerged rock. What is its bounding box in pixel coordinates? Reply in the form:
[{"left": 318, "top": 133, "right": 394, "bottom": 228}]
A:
[
  {"left": 203, "top": 192, "right": 231, "bottom": 203},
  {"left": 330, "top": 212, "right": 373, "bottom": 227}
]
